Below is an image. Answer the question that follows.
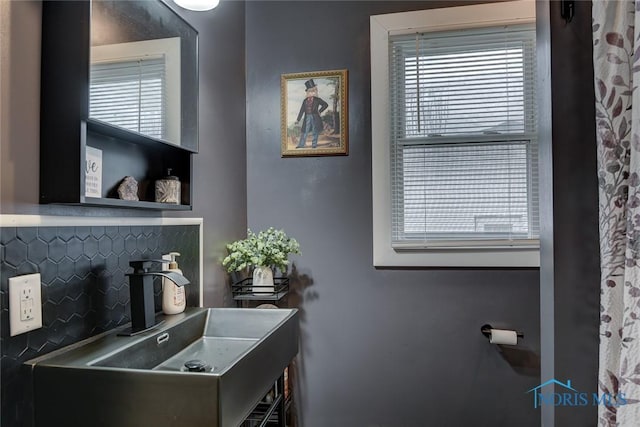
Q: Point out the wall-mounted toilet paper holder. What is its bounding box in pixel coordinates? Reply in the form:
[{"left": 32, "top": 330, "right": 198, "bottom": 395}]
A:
[{"left": 481, "top": 324, "right": 524, "bottom": 341}]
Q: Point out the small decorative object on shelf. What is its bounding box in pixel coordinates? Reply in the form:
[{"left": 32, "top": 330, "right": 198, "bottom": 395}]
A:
[
  {"left": 84, "top": 147, "right": 102, "bottom": 197},
  {"left": 155, "top": 168, "right": 181, "bottom": 204},
  {"left": 223, "top": 228, "right": 300, "bottom": 295},
  {"left": 117, "top": 176, "right": 139, "bottom": 201}
]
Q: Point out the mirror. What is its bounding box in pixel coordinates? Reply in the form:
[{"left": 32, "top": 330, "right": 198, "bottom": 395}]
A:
[{"left": 89, "top": 0, "right": 198, "bottom": 151}]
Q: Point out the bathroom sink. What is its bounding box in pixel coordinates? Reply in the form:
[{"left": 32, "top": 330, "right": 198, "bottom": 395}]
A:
[{"left": 25, "top": 308, "right": 299, "bottom": 427}]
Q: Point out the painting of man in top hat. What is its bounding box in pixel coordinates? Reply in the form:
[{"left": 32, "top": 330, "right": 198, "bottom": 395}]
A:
[
  {"left": 281, "top": 69, "right": 348, "bottom": 156},
  {"left": 295, "top": 79, "right": 329, "bottom": 149}
]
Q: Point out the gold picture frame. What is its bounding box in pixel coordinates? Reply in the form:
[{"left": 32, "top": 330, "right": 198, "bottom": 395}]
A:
[{"left": 281, "top": 69, "right": 348, "bottom": 157}]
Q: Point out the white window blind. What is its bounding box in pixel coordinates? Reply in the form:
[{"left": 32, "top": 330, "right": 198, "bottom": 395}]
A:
[
  {"left": 90, "top": 56, "right": 166, "bottom": 139},
  {"left": 389, "top": 24, "right": 538, "bottom": 248}
]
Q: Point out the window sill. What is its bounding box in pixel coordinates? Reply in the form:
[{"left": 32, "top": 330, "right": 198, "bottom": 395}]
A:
[{"left": 374, "top": 244, "right": 540, "bottom": 268}]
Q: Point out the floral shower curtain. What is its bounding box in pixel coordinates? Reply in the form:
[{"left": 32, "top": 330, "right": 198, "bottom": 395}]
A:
[{"left": 594, "top": 1, "right": 640, "bottom": 425}]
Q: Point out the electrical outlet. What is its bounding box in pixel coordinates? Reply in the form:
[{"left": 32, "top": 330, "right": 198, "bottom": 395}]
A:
[{"left": 9, "top": 273, "right": 43, "bottom": 336}]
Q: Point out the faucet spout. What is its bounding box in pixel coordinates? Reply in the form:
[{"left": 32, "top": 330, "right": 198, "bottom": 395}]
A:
[
  {"left": 130, "top": 271, "right": 190, "bottom": 287},
  {"left": 123, "top": 260, "right": 190, "bottom": 335}
]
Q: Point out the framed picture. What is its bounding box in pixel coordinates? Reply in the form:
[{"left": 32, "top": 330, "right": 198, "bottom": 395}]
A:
[{"left": 281, "top": 69, "right": 348, "bottom": 157}]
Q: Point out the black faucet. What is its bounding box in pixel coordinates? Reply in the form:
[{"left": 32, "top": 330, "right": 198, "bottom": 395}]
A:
[{"left": 125, "top": 259, "right": 190, "bottom": 334}]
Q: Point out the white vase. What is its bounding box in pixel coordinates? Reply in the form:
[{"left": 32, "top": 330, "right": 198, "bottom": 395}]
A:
[{"left": 252, "top": 265, "right": 274, "bottom": 294}]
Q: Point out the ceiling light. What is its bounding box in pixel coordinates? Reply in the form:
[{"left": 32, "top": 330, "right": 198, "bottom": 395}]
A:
[{"left": 173, "top": 0, "right": 220, "bottom": 11}]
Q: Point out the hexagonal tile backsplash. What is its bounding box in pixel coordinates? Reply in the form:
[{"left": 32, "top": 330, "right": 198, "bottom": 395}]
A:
[{"left": 0, "top": 224, "right": 200, "bottom": 427}]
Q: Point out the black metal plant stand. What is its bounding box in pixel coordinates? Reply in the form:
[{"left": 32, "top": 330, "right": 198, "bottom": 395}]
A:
[
  {"left": 233, "top": 277, "right": 293, "bottom": 426},
  {"left": 232, "top": 277, "right": 290, "bottom": 308}
]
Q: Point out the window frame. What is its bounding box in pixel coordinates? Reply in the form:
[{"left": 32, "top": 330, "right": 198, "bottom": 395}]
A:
[{"left": 370, "top": 0, "right": 539, "bottom": 267}]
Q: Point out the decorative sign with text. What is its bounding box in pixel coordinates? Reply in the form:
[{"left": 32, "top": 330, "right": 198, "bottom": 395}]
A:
[{"left": 85, "top": 147, "right": 102, "bottom": 198}]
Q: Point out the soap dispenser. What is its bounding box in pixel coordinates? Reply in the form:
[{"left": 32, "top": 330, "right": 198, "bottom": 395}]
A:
[{"left": 162, "top": 252, "right": 186, "bottom": 315}]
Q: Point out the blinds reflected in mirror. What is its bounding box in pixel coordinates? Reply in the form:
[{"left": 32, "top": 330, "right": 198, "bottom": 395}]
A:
[{"left": 90, "top": 56, "right": 166, "bottom": 140}]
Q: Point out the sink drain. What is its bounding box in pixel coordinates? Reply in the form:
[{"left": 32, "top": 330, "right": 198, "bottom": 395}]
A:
[{"left": 183, "top": 359, "right": 213, "bottom": 372}]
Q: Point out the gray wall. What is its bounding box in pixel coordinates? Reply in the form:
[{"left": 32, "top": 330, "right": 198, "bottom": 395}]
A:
[
  {"left": 246, "top": 2, "right": 541, "bottom": 426},
  {"left": 546, "top": 1, "right": 601, "bottom": 425},
  {"left": 168, "top": 1, "right": 247, "bottom": 308},
  {"left": 0, "top": 0, "right": 247, "bottom": 308}
]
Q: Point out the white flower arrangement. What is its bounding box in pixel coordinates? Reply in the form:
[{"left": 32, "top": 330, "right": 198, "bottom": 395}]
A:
[{"left": 222, "top": 228, "right": 301, "bottom": 274}]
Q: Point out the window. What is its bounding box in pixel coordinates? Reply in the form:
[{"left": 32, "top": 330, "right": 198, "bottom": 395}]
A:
[{"left": 371, "top": 1, "right": 539, "bottom": 267}]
